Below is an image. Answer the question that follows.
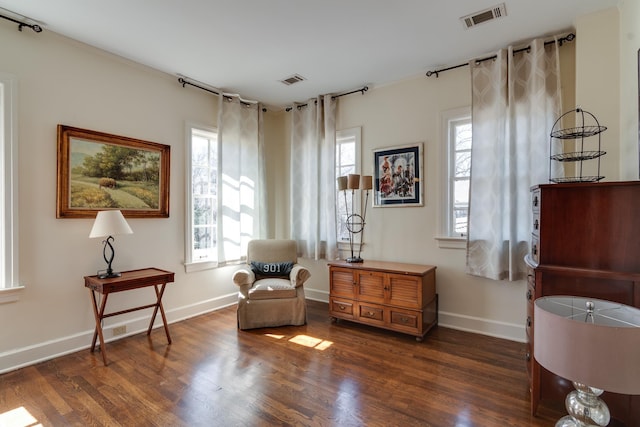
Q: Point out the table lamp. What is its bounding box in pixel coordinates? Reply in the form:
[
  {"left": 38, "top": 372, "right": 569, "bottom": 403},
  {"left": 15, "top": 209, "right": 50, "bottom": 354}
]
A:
[
  {"left": 534, "top": 296, "right": 640, "bottom": 426},
  {"left": 337, "top": 174, "right": 372, "bottom": 263},
  {"left": 89, "top": 210, "right": 133, "bottom": 278}
]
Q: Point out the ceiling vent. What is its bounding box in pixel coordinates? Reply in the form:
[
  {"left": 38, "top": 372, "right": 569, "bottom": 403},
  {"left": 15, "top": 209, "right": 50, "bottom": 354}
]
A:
[
  {"left": 280, "top": 74, "right": 306, "bottom": 86},
  {"left": 461, "top": 3, "right": 507, "bottom": 29}
]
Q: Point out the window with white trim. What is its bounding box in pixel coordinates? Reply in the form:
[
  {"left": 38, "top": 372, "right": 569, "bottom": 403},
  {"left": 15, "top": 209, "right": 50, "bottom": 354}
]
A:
[
  {"left": 335, "top": 127, "right": 361, "bottom": 242},
  {"left": 442, "top": 108, "right": 472, "bottom": 239},
  {"left": 185, "top": 125, "right": 218, "bottom": 271},
  {"left": 1, "top": 73, "right": 21, "bottom": 301}
]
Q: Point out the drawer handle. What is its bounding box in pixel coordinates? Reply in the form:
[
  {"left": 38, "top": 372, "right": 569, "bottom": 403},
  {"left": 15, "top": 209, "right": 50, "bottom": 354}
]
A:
[
  {"left": 527, "top": 289, "right": 532, "bottom": 301},
  {"left": 339, "top": 305, "right": 346, "bottom": 311},
  {"left": 526, "top": 316, "right": 532, "bottom": 327},
  {"left": 400, "top": 317, "right": 409, "bottom": 323},
  {"left": 525, "top": 352, "right": 531, "bottom": 362},
  {"left": 533, "top": 219, "right": 539, "bottom": 230},
  {"left": 367, "top": 311, "right": 375, "bottom": 317}
]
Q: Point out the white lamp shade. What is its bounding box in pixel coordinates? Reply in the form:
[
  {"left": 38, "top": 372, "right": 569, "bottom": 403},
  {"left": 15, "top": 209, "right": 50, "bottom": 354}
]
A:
[
  {"left": 89, "top": 210, "right": 133, "bottom": 238},
  {"left": 534, "top": 296, "right": 640, "bottom": 395}
]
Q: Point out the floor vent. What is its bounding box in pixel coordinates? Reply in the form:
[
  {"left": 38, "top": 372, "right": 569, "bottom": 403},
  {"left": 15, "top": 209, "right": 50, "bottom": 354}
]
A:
[
  {"left": 280, "top": 74, "right": 306, "bottom": 86},
  {"left": 461, "top": 3, "right": 507, "bottom": 29}
]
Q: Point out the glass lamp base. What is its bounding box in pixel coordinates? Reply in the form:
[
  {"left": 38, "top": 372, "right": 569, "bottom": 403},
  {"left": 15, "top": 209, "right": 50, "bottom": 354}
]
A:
[{"left": 555, "top": 382, "right": 610, "bottom": 427}]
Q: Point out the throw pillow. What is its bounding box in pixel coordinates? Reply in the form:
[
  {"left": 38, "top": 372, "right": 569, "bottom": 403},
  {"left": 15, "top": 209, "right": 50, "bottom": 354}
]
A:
[{"left": 250, "top": 261, "right": 294, "bottom": 278}]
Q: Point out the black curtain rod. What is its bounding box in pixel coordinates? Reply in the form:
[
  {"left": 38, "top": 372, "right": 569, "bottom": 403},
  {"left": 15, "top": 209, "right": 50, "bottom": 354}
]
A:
[
  {"left": 285, "top": 86, "right": 369, "bottom": 112},
  {"left": 426, "top": 33, "right": 575, "bottom": 78},
  {"left": 178, "top": 77, "right": 266, "bottom": 111},
  {"left": 0, "top": 12, "right": 43, "bottom": 32}
]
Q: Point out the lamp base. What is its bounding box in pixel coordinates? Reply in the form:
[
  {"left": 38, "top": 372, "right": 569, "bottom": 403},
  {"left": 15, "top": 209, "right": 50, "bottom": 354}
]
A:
[
  {"left": 555, "top": 382, "right": 610, "bottom": 427},
  {"left": 97, "top": 271, "right": 122, "bottom": 279},
  {"left": 346, "top": 257, "right": 363, "bottom": 263}
]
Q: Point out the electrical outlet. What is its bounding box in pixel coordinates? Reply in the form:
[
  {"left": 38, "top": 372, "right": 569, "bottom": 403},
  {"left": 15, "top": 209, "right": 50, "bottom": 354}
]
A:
[{"left": 112, "top": 325, "right": 126, "bottom": 336}]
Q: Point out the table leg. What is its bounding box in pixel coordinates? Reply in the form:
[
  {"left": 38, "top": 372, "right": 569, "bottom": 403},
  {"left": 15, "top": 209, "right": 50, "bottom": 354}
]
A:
[
  {"left": 147, "top": 283, "right": 172, "bottom": 344},
  {"left": 89, "top": 290, "right": 109, "bottom": 366}
]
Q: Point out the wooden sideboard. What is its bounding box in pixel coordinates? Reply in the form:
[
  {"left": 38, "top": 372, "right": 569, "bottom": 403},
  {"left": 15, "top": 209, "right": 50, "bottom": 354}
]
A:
[
  {"left": 527, "top": 181, "right": 640, "bottom": 427},
  {"left": 328, "top": 260, "right": 437, "bottom": 341}
]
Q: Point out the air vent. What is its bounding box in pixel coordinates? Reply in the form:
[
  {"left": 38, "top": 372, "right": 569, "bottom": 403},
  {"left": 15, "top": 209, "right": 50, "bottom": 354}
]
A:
[
  {"left": 461, "top": 3, "right": 507, "bottom": 29},
  {"left": 280, "top": 74, "right": 306, "bottom": 86}
]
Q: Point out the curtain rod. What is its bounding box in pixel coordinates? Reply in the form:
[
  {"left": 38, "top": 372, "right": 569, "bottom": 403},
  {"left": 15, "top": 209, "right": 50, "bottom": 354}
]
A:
[
  {"left": 177, "top": 76, "right": 266, "bottom": 111},
  {"left": 285, "top": 86, "right": 369, "bottom": 112},
  {"left": 426, "top": 33, "right": 575, "bottom": 78},
  {"left": 0, "top": 10, "right": 43, "bottom": 32}
]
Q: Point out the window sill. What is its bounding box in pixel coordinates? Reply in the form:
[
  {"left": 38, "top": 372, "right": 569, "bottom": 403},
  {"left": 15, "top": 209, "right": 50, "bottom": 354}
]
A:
[
  {"left": 184, "top": 260, "right": 218, "bottom": 273},
  {"left": 0, "top": 286, "right": 25, "bottom": 304},
  {"left": 434, "top": 236, "right": 467, "bottom": 250}
]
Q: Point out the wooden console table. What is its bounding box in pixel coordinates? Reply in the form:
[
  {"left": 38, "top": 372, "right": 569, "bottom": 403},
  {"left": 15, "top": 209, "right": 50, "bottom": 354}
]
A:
[
  {"left": 328, "top": 260, "right": 437, "bottom": 341},
  {"left": 84, "top": 267, "right": 175, "bottom": 365}
]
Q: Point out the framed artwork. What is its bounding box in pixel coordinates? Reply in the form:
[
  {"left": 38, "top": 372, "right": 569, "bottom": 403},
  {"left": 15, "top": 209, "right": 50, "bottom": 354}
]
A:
[
  {"left": 373, "top": 143, "right": 423, "bottom": 207},
  {"left": 56, "top": 125, "right": 170, "bottom": 218}
]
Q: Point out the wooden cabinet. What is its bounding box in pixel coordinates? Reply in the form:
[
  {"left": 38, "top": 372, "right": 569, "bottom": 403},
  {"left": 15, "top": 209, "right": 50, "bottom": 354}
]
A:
[
  {"left": 527, "top": 181, "right": 640, "bottom": 427},
  {"left": 328, "top": 260, "right": 437, "bottom": 341}
]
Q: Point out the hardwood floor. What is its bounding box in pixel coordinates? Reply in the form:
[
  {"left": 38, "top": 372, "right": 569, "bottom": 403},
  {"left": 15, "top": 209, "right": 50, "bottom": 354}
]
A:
[{"left": 0, "top": 300, "right": 565, "bottom": 426}]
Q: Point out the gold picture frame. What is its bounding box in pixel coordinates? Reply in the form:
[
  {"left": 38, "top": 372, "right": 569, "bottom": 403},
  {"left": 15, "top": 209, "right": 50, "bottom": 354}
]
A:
[{"left": 56, "top": 125, "right": 170, "bottom": 218}]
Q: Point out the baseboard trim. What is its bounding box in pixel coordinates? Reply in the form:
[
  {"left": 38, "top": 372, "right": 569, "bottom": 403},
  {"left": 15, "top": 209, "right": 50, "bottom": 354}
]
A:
[
  {"left": 0, "top": 292, "right": 238, "bottom": 374},
  {"left": 1, "top": 291, "right": 525, "bottom": 373},
  {"left": 438, "top": 310, "right": 526, "bottom": 343}
]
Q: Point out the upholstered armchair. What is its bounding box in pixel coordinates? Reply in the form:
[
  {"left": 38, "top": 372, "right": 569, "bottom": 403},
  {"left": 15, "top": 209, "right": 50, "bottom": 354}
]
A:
[{"left": 232, "top": 239, "right": 311, "bottom": 330}]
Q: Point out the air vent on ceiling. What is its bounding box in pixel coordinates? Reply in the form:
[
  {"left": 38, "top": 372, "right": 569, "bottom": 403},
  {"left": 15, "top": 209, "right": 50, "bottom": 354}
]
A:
[
  {"left": 461, "top": 3, "right": 507, "bottom": 29},
  {"left": 280, "top": 74, "right": 306, "bottom": 86}
]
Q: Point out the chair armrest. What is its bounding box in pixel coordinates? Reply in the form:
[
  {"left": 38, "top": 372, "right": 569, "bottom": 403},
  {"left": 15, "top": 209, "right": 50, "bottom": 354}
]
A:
[
  {"left": 290, "top": 264, "right": 311, "bottom": 288},
  {"left": 233, "top": 268, "right": 255, "bottom": 287}
]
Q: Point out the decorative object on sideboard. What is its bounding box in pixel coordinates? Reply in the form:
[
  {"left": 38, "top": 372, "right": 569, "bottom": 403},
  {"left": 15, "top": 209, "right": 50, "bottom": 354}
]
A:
[
  {"left": 534, "top": 296, "right": 640, "bottom": 427},
  {"left": 89, "top": 210, "right": 133, "bottom": 278},
  {"left": 337, "top": 174, "right": 372, "bottom": 263},
  {"left": 548, "top": 107, "right": 607, "bottom": 183}
]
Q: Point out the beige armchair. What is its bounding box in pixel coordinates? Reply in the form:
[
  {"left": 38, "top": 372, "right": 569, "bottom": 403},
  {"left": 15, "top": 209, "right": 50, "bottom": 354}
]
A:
[{"left": 232, "top": 239, "right": 311, "bottom": 330}]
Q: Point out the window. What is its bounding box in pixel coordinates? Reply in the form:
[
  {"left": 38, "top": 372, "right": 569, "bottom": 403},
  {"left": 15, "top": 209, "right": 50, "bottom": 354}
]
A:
[
  {"left": 185, "top": 125, "right": 218, "bottom": 272},
  {"left": 335, "top": 128, "right": 361, "bottom": 242},
  {"left": 440, "top": 107, "right": 472, "bottom": 244},
  {"left": 0, "top": 73, "right": 21, "bottom": 302}
]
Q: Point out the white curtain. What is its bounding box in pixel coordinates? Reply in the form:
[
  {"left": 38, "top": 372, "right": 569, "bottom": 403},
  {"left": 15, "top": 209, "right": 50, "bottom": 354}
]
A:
[
  {"left": 217, "top": 95, "right": 266, "bottom": 263},
  {"left": 290, "top": 95, "right": 338, "bottom": 260},
  {"left": 466, "top": 38, "right": 563, "bottom": 281}
]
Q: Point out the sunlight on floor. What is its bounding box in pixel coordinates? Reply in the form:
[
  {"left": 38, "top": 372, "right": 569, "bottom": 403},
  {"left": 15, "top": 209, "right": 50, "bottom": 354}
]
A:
[
  {"left": 264, "top": 333, "right": 333, "bottom": 350},
  {"left": 0, "top": 406, "right": 42, "bottom": 427}
]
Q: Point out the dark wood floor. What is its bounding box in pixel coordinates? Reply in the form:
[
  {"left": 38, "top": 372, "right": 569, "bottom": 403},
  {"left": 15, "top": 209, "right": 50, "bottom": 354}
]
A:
[{"left": 0, "top": 300, "right": 565, "bottom": 426}]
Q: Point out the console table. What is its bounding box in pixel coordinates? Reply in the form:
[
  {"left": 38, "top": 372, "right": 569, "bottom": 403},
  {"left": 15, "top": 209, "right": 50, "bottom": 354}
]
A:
[
  {"left": 84, "top": 267, "right": 175, "bottom": 365},
  {"left": 328, "top": 260, "right": 437, "bottom": 341}
]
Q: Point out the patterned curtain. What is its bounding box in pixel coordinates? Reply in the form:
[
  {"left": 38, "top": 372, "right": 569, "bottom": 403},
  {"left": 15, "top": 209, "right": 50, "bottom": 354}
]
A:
[
  {"left": 217, "top": 95, "right": 266, "bottom": 263},
  {"left": 466, "top": 38, "right": 563, "bottom": 281},
  {"left": 290, "top": 95, "right": 338, "bottom": 260}
]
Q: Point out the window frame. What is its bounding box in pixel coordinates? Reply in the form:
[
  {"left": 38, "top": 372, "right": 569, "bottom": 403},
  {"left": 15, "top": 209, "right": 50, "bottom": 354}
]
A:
[
  {"left": 437, "top": 107, "right": 471, "bottom": 249},
  {"left": 184, "top": 123, "right": 219, "bottom": 273},
  {"left": 0, "top": 72, "right": 22, "bottom": 302},
  {"left": 335, "top": 127, "right": 362, "bottom": 246}
]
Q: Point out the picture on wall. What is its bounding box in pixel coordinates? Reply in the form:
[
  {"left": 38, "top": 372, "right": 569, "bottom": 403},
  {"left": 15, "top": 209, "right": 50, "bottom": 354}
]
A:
[
  {"left": 56, "top": 125, "right": 170, "bottom": 218},
  {"left": 373, "top": 143, "right": 423, "bottom": 207}
]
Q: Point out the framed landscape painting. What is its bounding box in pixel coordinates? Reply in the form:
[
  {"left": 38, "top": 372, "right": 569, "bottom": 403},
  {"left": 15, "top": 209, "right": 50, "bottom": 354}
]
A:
[
  {"left": 373, "top": 143, "right": 423, "bottom": 207},
  {"left": 56, "top": 125, "right": 170, "bottom": 218}
]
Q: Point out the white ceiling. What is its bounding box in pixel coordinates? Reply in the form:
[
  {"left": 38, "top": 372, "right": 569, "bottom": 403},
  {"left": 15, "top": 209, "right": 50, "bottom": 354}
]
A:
[{"left": 0, "top": 0, "right": 619, "bottom": 108}]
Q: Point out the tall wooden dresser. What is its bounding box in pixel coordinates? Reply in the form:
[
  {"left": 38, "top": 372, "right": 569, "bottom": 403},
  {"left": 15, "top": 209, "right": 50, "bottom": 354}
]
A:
[{"left": 526, "top": 181, "right": 640, "bottom": 427}]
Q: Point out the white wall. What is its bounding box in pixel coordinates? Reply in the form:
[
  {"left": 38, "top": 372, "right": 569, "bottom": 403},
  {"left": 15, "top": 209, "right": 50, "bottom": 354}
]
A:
[
  {"left": 0, "top": 26, "right": 266, "bottom": 372},
  {"left": 0, "top": 5, "right": 631, "bottom": 372}
]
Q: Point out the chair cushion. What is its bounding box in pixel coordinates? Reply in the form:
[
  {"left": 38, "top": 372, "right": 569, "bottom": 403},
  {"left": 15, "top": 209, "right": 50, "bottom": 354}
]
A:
[
  {"left": 248, "top": 278, "right": 297, "bottom": 300},
  {"left": 250, "top": 261, "right": 293, "bottom": 279}
]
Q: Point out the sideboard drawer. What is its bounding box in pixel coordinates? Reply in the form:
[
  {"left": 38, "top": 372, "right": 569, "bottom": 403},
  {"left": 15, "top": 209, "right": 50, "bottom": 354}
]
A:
[{"left": 330, "top": 298, "right": 354, "bottom": 319}]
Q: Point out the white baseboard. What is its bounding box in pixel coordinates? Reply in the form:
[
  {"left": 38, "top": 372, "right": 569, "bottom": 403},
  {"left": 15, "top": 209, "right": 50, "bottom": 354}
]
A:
[
  {"left": 438, "top": 310, "right": 526, "bottom": 343},
  {"left": 1, "top": 291, "right": 525, "bottom": 374},
  {"left": 0, "top": 292, "right": 238, "bottom": 374}
]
